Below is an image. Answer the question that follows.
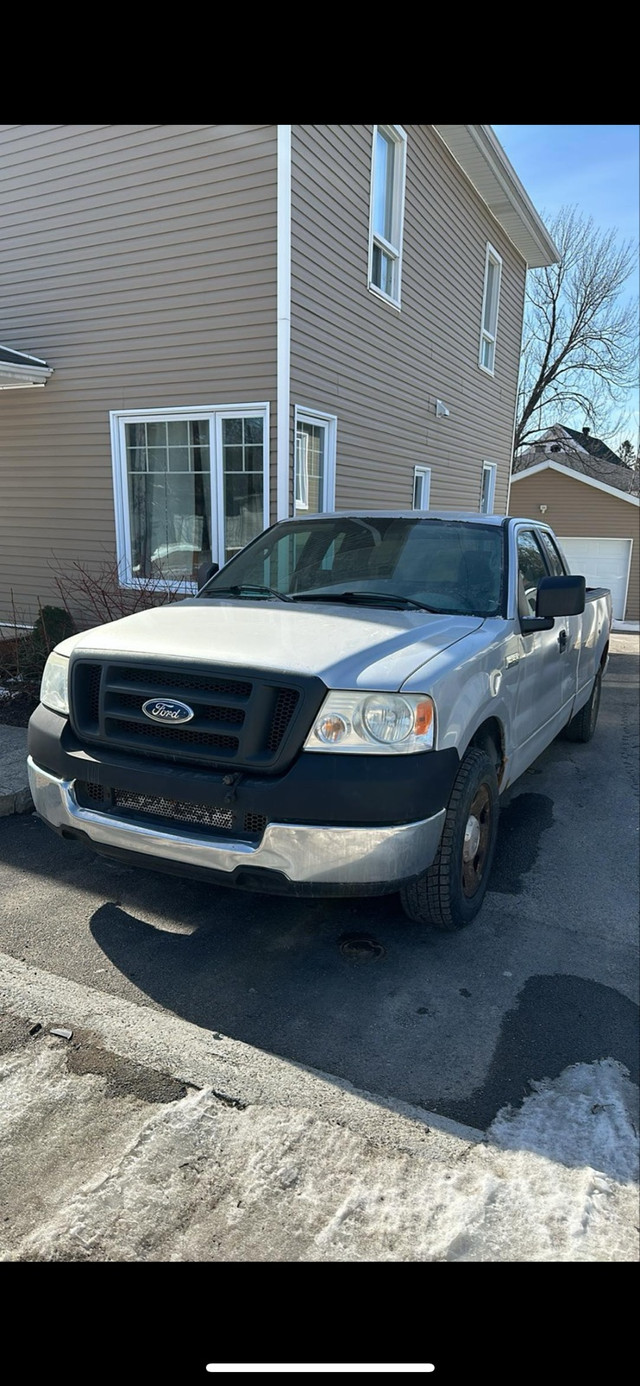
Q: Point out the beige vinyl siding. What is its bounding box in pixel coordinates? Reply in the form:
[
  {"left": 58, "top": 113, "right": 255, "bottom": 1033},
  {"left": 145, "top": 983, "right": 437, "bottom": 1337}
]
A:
[
  {"left": 290, "top": 125, "right": 525, "bottom": 518},
  {"left": 510, "top": 468, "right": 639, "bottom": 620},
  {"left": 0, "top": 124, "right": 277, "bottom": 624}
]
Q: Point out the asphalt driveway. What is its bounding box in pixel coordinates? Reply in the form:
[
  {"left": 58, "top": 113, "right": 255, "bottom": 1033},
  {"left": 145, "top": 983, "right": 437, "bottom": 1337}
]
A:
[{"left": 0, "top": 634, "right": 637, "bottom": 1131}]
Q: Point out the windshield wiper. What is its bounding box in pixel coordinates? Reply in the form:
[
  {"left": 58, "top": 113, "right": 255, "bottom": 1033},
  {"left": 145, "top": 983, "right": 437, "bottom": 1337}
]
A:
[
  {"left": 204, "top": 584, "right": 293, "bottom": 603},
  {"left": 291, "top": 590, "right": 438, "bottom": 612}
]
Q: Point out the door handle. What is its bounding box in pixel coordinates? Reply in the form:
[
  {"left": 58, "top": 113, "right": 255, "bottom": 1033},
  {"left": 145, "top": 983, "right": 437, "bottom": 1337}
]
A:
[{"left": 557, "top": 629, "right": 568, "bottom": 652}]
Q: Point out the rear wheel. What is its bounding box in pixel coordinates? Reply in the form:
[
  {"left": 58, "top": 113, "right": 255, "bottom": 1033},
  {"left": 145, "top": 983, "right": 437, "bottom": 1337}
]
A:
[
  {"left": 562, "top": 667, "right": 602, "bottom": 743},
  {"left": 400, "top": 747, "right": 499, "bottom": 930}
]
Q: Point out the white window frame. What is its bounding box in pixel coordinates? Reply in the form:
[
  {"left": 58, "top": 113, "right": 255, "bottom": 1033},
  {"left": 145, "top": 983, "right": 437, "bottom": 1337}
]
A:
[
  {"left": 110, "top": 403, "right": 270, "bottom": 591},
  {"left": 293, "top": 407, "right": 337, "bottom": 514},
  {"left": 367, "top": 124, "right": 407, "bottom": 309},
  {"left": 479, "top": 242, "right": 503, "bottom": 376},
  {"left": 412, "top": 465, "right": 431, "bottom": 510},
  {"left": 480, "top": 461, "right": 497, "bottom": 515}
]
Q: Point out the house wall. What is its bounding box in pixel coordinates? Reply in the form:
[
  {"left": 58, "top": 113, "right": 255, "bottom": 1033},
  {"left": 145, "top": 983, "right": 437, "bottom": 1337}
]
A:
[
  {"left": 0, "top": 124, "right": 277, "bottom": 625},
  {"left": 290, "top": 124, "right": 526, "bottom": 517},
  {"left": 510, "top": 468, "right": 639, "bottom": 620}
]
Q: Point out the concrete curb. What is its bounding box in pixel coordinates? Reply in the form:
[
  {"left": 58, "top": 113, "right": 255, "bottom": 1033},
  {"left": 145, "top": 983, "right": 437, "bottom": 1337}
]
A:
[
  {"left": 0, "top": 952, "right": 486, "bottom": 1150},
  {"left": 0, "top": 787, "right": 33, "bottom": 817},
  {"left": 0, "top": 724, "right": 32, "bottom": 817}
]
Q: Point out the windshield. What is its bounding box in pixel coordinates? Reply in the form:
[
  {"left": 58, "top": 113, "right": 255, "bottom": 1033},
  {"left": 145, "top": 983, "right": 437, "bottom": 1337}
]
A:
[{"left": 198, "top": 516, "right": 504, "bottom": 617}]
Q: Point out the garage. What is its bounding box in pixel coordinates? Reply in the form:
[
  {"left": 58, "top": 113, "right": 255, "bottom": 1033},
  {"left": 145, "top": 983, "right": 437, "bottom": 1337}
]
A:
[
  {"left": 557, "top": 537, "right": 633, "bottom": 620},
  {"left": 509, "top": 453, "right": 639, "bottom": 622}
]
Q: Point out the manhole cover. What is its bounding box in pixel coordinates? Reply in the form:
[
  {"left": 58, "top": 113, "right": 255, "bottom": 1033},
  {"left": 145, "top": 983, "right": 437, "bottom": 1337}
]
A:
[{"left": 338, "top": 933, "right": 385, "bottom": 962}]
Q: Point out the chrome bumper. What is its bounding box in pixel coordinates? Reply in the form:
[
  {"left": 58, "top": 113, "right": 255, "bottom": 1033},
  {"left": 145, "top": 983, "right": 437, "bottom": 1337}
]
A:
[{"left": 27, "top": 758, "right": 446, "bottom": 888}]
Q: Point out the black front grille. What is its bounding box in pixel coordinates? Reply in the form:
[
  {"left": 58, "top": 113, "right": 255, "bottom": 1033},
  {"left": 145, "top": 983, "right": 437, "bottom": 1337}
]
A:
[
  {"left": 70, "top": 659, "right": 324, "bottom": 773},
  {"left": 115, "top": 665, "right": 252, "bottom": 699},
  {"left": 267, "top": 688, "right": 300, "bottom": 752},
  {"left": 75, "top": 780, "right": 269, "bottom": 840},
  {"left": 108, "top": 719, "right": 240, "bottom": 754},
  {"left": 244, "top": 811, "right": 268, "bottom": 835}
]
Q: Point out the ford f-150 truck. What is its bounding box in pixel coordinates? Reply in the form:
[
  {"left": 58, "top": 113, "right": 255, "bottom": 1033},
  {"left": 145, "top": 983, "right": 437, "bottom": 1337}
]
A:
[{"left": 27, "top": 512, "right": 612, "bottom": 930}]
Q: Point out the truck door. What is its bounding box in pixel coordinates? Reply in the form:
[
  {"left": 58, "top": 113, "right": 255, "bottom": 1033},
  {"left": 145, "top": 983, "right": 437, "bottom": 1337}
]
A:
[
  {"left": 536, "top": 526, "right": 581, "bottom": 715},
  {"left": 510, "top": 528, "right": 575, "bottom": 779}
]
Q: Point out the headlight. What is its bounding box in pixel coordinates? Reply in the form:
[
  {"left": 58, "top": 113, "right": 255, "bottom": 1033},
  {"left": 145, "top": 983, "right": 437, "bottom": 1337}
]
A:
[
  {"left": 305, "top": 692, "right": 435, "bottom": 754},
  {"left": 40, "top": 651, "right": 70, "bottom": 715}
]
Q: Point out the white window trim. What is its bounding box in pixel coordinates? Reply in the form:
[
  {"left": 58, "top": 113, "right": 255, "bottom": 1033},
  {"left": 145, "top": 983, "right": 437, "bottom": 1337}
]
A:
[
  {"left": 293, "top": 407, "right": 337, "bottom": 514},
  {"left": 367, "top": 124, "right": 407, "bottom": 310},
  {"left": 479, "top": 242, "right": 502, "bottom": 377},
  {"left": 480, "top": 461, "right": 497, "bottom": 515},
  {"left": 110, "top": 402, "right": 270, "bottom": 591},
  {"left": 412, "top": 465, "right": 431, "bottom": 510},
  {"left": 276, "top": 124, "right": 292, "bottom": 519}
]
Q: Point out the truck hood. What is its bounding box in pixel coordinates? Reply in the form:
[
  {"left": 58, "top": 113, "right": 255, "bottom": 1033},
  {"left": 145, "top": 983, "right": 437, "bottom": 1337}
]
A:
[{"left": 58, "top": 599, "right": 485, "bottom": 691}]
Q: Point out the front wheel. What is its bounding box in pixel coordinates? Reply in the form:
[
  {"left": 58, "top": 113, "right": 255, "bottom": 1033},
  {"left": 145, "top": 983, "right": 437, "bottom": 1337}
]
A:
[
  {"left": 561, "top": 667, "right": 602, "bottom": 743},
  {"left": 400, "top": 747, "right": 499, "bottom": 930}
]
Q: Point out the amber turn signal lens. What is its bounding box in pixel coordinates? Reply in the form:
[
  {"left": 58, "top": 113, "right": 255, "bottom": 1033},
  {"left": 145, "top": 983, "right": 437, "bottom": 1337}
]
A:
[
  {"left": 413, "top": 699, "right": 434, "bottom": 737},
  {"left": 315, "top": 713, "right": 350, "bottom": 744}
]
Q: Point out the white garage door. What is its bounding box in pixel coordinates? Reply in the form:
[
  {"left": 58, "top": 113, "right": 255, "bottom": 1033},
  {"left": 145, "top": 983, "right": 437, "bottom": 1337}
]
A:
[{"left": 558, "top": 536, "right": 632, "bottom": 620}]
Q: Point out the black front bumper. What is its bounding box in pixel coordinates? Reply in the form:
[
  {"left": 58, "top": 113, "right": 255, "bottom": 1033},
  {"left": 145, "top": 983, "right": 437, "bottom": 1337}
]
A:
[{"left": 28, "top": 702, "right": 460, "bottom": 830}]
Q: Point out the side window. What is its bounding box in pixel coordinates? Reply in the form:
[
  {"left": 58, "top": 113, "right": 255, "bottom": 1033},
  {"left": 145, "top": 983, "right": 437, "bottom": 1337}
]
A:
[
  {"left": 480, "top": 461, "right": 497, "bottom": 514},
  {"left": 368, "top": 125, "right": 407, "bottom": 306},
  {"left": 537, "top": 529, "right": 567, "bottom": 577},
  {"left": 479, "top": 244, "right": 502, "bottom": 374},
  {"left": 413, "top": 465, "right": 431, "bottom": 510},
  {"left": 517, "top": 530, "right": 549, "bottom": 618},
  {"left": 294, "top": 411, "right": 337, "bottom": 516}
]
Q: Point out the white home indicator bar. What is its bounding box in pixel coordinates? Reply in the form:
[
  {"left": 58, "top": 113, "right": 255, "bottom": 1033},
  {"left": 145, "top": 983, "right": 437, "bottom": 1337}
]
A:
[{"left": 206, "top": 1368, "right": 435, "bottom": 1375}]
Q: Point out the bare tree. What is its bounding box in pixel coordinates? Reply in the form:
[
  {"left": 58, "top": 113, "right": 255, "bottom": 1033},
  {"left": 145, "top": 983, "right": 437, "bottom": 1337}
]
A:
[{"left": 514, "top": 207, "right": 638, "bottom": 456}]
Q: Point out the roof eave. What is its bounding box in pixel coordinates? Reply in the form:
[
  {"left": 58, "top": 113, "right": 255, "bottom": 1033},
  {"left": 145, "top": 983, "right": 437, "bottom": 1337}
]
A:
[
  {"left": 511, "top": 459, "right": 640, "bottom": 505},
  {"left": 433, "top": 125, "right": 560, "bottom": 268},
  {"left": 0, "top": 362, "right": 53, "bottom": 389}
]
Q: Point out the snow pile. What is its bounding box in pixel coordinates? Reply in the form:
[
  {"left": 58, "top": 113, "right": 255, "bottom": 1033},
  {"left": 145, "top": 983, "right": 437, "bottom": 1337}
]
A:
[
  {"left": 3, "top": 1043, "right": 637, "bottom": 1263},
  {"left": 488, "top": 1058, "right": 639, "bottom": 1184}
]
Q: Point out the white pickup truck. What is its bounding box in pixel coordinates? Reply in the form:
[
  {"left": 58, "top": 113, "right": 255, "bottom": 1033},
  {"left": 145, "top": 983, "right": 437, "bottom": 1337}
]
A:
[{"left": 28, "top": 512, "right": 611, "bottom": 930}]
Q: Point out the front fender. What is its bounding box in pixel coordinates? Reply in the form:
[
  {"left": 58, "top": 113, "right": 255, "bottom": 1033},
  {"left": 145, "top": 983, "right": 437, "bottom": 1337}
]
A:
[{"left": 401, "top": 621, "right": 516, "bottom": 772}]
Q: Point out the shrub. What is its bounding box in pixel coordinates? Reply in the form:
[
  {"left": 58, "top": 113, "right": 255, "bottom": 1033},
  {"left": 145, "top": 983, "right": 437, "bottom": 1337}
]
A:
[
  {"left": 48, "top": 554, "right": 189, "bottom": 629},
  {"left": 31, "top": 605, "right": 76, "bottom": 658},
  {"left": 0, "top": 605, "right": 76, "bottom": 697}
]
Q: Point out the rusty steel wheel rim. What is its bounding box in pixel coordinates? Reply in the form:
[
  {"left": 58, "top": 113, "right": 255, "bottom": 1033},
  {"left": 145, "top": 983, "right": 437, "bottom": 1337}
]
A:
[{"left": 461, "top": 784, "right": 492, "bottom": 898}]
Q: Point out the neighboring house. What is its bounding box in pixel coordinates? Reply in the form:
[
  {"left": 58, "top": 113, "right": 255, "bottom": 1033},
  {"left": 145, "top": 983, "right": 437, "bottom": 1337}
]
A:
[
  {"left": 510, "top": 425, "right": 640, "bottom": 620},
  {"left": 0, "top": 123, "right": 557, "bottom": 628}
]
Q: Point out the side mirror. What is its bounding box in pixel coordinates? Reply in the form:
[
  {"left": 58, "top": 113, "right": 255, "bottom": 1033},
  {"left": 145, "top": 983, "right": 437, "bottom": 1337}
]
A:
[
  {"left": 197, "top": 559, "right": 219, "bottom": 589},
  {"left": 536, "top": 574, "right": 586, "bottom": 618}
]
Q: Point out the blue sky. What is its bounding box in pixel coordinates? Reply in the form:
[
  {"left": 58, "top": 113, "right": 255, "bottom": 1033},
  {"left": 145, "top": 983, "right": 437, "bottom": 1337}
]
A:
[
  {"left": 492, "top": 125, "right": 639, "bottom": 445},
  {"left": 493, "top": 125, "right": 639, "bottom": 244}
]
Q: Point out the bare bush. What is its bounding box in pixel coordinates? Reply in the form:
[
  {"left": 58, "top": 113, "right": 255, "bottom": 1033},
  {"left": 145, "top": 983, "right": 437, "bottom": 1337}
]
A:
[{"left": 48, "top": 555, "right": 192, "bottom": 631}]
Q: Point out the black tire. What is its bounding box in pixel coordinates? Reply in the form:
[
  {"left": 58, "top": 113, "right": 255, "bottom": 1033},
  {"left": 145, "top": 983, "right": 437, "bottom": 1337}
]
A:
[
  {"left": 400, "top": 747, "right": 499, "bottom": 930},
  {"left": 562, "top": 667, "right": 602, "bottom": 744}
]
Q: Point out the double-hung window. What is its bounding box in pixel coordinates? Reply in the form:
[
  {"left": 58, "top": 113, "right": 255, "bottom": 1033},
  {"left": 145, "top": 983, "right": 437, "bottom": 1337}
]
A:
[
  {"left": 368, "top": 125, "right": 407, "bottom": 307},
  {"left": 479, "top": 243, "right": 502, "bottom": 374},
  {"left": 110, "top": 404, "right": 269, "bottom": 588}
]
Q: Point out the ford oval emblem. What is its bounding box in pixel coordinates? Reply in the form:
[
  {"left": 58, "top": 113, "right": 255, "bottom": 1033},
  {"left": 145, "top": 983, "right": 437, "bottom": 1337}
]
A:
[{"left": 142, "top": 698, "right": 195, "bottom": 724}]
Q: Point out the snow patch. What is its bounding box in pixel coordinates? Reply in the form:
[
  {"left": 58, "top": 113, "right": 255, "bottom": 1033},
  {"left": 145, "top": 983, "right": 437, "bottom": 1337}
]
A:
[{"left": 488, "top": 1058, "right": 639, "bottom": 1183}]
